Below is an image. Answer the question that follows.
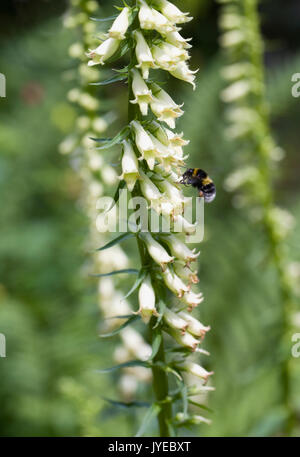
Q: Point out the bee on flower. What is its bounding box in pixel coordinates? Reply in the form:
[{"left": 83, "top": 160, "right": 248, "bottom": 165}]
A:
[{"left": 81, "top": 0, "right": 213, "bottom": 432}]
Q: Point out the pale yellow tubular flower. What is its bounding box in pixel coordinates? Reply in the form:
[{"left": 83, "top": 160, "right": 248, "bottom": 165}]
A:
[
  {"left": 163, "top": 30, "right": 192, "bottom": 49},
  {"left": 154, "top": 0, "right": 193, "bottom": 24},
  {"left": 162, "top": 267, "right": 189, "bottom": 298},
  {"left": 161, "top": 233, "right": 200, "bottom": 263},
  {"left": 108, "top": 7, "right": 131, "bottom": 40},
  {"left": 131, "top": 121, "right": 158, "bottom": 170},
  {"left": 140, "top": 232, "right": 174, "bottom": 269},
  {"left": 174, "top": 262, "right": 199, "bottom": 285},
  {"left": 134, "top": 30, "right": 157, "bottom": 79},
  {"left": 137, "top": 275, "right": 159, "bottom": 323},
  {"left": 170, "top": 61, "right": 198, "bottom": 89},
  {"left": 118, "top": 139, "right": 140, "bottom": 192},
  {"left": 163, "top": 307, "right": 188, "bottom": 333},
  {"left": 130, "top": 69, "right": 153, "bottom": 116},
  {"left": 179, "top": 361, "right": 214, "bottom": 382},
  {"left": 87, "top": 37, "right": 121, "bottom": 66},
  {"left": 178, "top": 311, "right": 210, "bottom": 338},
  {"left": 168, "top": 328, "right": 200, "bottom": 351},
  {"left": 138, "top": 0, "right": 176, "bottom": 34}
]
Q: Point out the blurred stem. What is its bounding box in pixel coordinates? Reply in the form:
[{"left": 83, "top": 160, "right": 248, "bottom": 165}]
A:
[
  {"left": 150, "top": 326, "right": 172, "bottom": 437},
  {"left": 243, "top": 0, "right": 295, "bottom": 435},
  {"left": 128, "top": 27, "right": 172, "bottom": 436}
]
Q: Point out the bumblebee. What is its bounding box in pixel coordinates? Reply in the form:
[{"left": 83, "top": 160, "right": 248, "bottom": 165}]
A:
[{"left": 180, "top": 168, "right": 216, "bottom": 203}]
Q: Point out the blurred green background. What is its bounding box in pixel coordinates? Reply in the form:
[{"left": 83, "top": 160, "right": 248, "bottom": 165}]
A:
[{"left": 0, "top": 0, "right": 299, "bottom": 437}]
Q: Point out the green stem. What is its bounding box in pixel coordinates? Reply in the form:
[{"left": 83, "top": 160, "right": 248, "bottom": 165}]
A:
[
  {"left": 150, "top": 329, "right": 172, "bottom": 437},
  {"left": 243, "top": 0, "right": 295, "bottom": 435},
  {"left": 127, "top": 21, "right": 172, "bottom": 436}
]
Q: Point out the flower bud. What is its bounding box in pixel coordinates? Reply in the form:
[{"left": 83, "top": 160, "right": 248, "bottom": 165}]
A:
[
  {"left": 119, "top": 140, "right": 139, "bottom": 191},
  {"left": 87, "top": 37, "right": 121, "bottom": 66},
  {"left": 108, "top": 7, "right": 130, "bottom": 40},
  {"left": 170, "top": 61, "right": 198, "bottom": 90},
  {"left": 138, "top": 0, "right": 175, "bottom": 34},
  {"left": 137, "top": 275, "right": 158, "bottom": 324},
  {"left": 140, "top": 233, "right": 174, "bottom": 268},
  {"left": 174, "top": 262, "right": 198, "bottom": 285},
  {"left": 173, "top": 214, "right": 197, "bottom": 235},
  {"left": 164, "top": 30, "right": 192, "bottom": 49},
  {"left": 162, "top": 267, "right": 189, "bottom": 298},
  {"left": 181, "top": 290, "right": 204, "bottom": 310},
  {"left": 155, "top": 0, "right": 192, "bottom": 24},
  {"left": 168, "top": 328, "right": 199, "bottom": 350},
  {"left": 163, "top": 308, "right": 188, "bottom": 332},
  {"left": 161, "top": 234, "right": 200, "bottom": 263},
  {"left": 178, "top": 361, "right": 213, "bottom": 382},
  {"left": 178, "top": 311, "right": 210, "bottom": 338},
  {"left": 175, "top": 412, "right": 211, "bottom": 425}
]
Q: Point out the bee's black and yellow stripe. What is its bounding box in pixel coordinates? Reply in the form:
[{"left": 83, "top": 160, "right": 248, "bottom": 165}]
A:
[{"left": 180, "top": 168, "right": 216, "bottom": 203}]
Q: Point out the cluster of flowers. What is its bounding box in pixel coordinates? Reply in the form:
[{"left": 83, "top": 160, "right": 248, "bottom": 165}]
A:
[
  {"left": 87, "top": 0, "right": 213, "bottom": 409},
  {"left": 62, "top": 0, "right": 152, "bottom": 401},
  {"left": 87, "top": 0, "right": 197, "bottom": 88}
]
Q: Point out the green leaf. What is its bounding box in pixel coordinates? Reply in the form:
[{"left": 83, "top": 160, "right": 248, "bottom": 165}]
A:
[
  {"left": 165, "top": 366, "right": 183, "bottom": 381},
  {"left": 96, "top": 232, "right": 134, "bottom": 251},
  {"left": 90, "top": 74, "right": 127, "bottom": 86},
  {"left": 135, "top": 403, "right": 161, "bottom": 437},
  {"left": 96, "top": 126, "right": 129, "bottom": 150},
  {"left": 105, "top": 314, "right": 133, "bottom": 320},
  {"left": 122, "top": 268, "right": 146, "bottom": 300},
  {"left": 91, "top": 137, "right": 112, "bottom": 142},
  {"left": 96, "top": 360, "right": 151, "bottom": 374},
  {"left": 152, "top": 361, "right": 183, "bottom": 381},
  {"left": 188, "top": 400, "right": 213, "bottom": 413},
  {"left": 90, "top": 15, "right": 118, "bottom": 22},
  {"left": 148, "top": 331, "right": 162, "bottom": 361},
  {"left": 90, "top": 268, "right": 139, "bottom": 278},
  {"left": 112, "top": 180, "right": 125, "bottom": 205},
  {"left": 99, "top": 315, "right": 139, "bottom": 338},
  {"left": 153, "top": 299, "right": 166, "bottom": 328},
  {"left": 102, "top": 397, "right": 150, "bottom": 409}
]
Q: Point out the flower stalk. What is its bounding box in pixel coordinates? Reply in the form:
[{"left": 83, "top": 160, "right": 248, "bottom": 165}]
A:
[
  {"left": 219, "top": 0, "right": 297, "bottom": 435},
  {"left": 85, "top": 0, "right": 213, "bottom": 436}
]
